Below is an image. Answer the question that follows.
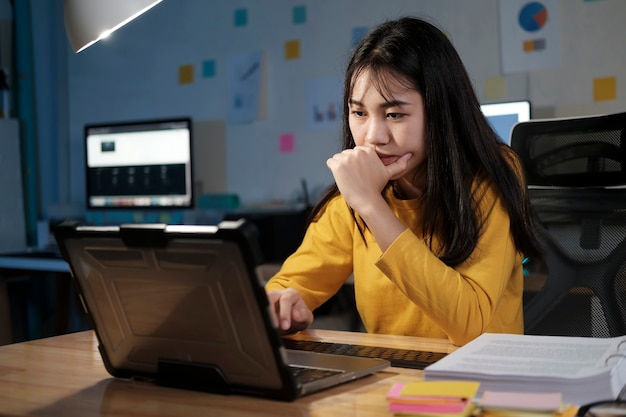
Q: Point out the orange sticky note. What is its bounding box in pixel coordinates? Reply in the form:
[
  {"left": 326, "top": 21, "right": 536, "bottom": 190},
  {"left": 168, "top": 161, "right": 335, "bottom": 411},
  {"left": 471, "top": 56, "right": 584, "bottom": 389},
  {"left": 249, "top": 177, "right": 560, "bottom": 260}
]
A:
[
  {"left": 179, "top": 64, "right": 194, "bottom": 84},
  {"left": 523, "top": 39, "right": 535, "bottom": 52},
  {"left": 594, "top": 76, "right": 617, "bottom": 101},
  {"left": 285, "top": 40, "right": 300, "bottom": 60}
]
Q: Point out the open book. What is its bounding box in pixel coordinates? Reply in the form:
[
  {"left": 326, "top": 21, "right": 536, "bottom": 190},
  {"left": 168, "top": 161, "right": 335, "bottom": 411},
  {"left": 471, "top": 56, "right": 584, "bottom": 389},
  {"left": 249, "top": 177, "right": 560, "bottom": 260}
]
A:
[{"left": 423, "top": 333, "right": 626, "bottom": 406}]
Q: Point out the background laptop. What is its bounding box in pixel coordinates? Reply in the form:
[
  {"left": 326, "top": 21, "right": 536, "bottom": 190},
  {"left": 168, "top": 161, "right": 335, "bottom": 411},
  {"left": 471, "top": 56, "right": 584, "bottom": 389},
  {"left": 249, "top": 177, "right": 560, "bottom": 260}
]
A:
[{"left": 53, "top": 219, "right": 388, "bottom": 401}]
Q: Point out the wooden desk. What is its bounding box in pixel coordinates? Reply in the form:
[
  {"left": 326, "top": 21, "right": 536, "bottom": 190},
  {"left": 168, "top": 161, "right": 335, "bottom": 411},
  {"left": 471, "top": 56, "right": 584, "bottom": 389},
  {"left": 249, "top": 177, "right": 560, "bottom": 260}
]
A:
[{"left": 0, "top": 329, "right": 456, "bottom": 417}]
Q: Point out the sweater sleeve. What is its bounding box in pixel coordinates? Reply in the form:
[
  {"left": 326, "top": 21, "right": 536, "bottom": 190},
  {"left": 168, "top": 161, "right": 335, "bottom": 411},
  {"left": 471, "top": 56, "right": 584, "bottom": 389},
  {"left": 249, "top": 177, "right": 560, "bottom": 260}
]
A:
[
  {"left": 375, "top": 183, "right": 522, "bottom": 346},
  {"left": 264, "top": 196, "right": 355, "bottom": 310}
]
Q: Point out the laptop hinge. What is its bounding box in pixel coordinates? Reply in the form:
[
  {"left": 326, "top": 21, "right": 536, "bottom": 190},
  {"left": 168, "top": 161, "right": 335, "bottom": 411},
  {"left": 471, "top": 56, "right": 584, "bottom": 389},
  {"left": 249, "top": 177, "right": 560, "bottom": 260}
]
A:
[{"left": 156, "top": 358, "right": 232, "bottom": 395}]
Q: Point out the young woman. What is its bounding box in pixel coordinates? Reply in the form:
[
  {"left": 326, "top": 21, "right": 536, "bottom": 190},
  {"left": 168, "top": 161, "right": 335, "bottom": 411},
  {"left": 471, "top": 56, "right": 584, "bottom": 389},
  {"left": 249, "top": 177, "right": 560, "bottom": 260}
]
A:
[{"left": 265, "top": 16, "right": 537, "bottom": 346}]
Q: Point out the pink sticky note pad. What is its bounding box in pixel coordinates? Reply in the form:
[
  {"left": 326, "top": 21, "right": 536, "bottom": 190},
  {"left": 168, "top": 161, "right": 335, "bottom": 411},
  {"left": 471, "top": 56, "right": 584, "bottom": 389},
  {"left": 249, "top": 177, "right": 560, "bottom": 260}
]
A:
[
  {"left": 481, "top": 391, "right": 562, "bottom": 411},
  {"left": 388, "top": 401, "right": 468, "bottom": 414},
  {"left": 279, "top": 133, "right": 294, "bottom": 153}
]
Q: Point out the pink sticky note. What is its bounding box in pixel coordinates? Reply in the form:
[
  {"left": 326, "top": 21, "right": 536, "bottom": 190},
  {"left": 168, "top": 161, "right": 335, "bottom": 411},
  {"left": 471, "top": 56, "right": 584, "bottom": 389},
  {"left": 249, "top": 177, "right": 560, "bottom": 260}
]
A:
[
  {"left": 388, "top": 401, "right": 469, "bottom": 414},
  {"left": 279, "top": 133, "right": 295, "bottom": 153},
  {"left": 481, "top": 391, "right": 562, "bottom": 411},
  {"left": 386, "top": 383, "right": 405, "bottom": 399}
]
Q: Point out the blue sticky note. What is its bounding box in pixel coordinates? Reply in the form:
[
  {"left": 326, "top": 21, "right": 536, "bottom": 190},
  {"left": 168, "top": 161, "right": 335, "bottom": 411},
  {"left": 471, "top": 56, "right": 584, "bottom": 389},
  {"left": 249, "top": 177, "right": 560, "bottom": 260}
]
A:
[
  {"left": 293, "top": 6, "right": 306, "bottom": 24},
  {"left": 234, "top": 8, "right": 247, "bottom": 27},
  {"left": 351, "top": 26, "right": 369, "bottom": 47},
  {"left": 202, "top": 60, "right": 216, "bottom": 78}
]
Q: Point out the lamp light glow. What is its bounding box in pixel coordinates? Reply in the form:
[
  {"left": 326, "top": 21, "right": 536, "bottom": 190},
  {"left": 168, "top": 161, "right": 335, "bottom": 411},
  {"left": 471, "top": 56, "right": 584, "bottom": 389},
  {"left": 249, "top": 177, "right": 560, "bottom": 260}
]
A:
[{"left": 64, "top": 0, "right": 163, "bottom": 53}]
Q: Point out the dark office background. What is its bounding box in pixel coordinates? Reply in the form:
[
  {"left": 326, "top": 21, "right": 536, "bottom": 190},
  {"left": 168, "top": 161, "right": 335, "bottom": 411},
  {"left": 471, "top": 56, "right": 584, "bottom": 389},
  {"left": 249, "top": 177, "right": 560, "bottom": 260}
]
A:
[
  {"left": 1, "top": 0, "right": 625, "bottom": 343},
  {"left": 0, "top": 0, "right": 624, "bottom": 249}
]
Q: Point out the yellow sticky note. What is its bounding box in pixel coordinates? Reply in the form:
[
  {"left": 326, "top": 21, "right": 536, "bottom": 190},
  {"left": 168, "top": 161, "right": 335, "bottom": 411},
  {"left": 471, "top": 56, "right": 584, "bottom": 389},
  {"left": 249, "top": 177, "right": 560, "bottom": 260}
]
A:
[
  {"left": 285, "top": 39, "right": 300, "bottom": 60},
  {"left": 594, "top": 76, "right": 617, "bottom": 101},
  {"left": 401, "top": 381, "right": 480, "bottom": 399},
  {"left": 484, "top": 76, "right": 507, "bottom": 100},
  {"left": 179, "top": 64, "right": 194, "bottom": 84}
]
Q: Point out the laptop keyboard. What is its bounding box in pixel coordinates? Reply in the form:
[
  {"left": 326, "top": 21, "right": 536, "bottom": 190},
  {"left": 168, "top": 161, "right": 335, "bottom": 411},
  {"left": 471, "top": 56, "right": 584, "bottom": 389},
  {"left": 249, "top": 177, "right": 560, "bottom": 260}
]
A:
[
  {"left": 282, "top": 339, "right": 447, "bottom": 370},
  {"left": 289, "top": 365, "right": 344, "bottom": 384}
]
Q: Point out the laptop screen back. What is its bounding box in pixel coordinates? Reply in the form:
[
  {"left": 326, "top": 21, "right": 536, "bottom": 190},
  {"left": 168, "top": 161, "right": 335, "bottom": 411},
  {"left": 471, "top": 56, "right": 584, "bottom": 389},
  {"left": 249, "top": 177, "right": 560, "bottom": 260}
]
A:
[{"left": 55, "top": 221, "right": 290, "bottom": 392}]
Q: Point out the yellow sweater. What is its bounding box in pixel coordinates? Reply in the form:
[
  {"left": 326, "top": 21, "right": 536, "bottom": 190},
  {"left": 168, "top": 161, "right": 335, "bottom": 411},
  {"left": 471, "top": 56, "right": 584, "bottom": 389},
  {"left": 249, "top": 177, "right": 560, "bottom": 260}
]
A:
[{"left": 265, "top": 183, "right": 524, "bottom": 346}]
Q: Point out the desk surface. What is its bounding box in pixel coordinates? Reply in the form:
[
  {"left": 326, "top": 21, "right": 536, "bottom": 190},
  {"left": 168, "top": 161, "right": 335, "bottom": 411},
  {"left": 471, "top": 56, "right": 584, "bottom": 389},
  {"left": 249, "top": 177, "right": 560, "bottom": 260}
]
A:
[{"left": 0, "top": 329, "right": 456, "bottom": 417}]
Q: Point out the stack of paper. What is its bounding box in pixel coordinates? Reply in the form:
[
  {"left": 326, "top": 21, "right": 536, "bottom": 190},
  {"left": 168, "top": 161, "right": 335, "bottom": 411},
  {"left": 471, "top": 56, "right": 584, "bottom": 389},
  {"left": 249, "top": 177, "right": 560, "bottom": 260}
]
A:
[
  {"left": 424, "top": 332, "right": 626, "bottom": 405},
  {"left": 385, "top": 381, "right": 479, "bottom": 417}
]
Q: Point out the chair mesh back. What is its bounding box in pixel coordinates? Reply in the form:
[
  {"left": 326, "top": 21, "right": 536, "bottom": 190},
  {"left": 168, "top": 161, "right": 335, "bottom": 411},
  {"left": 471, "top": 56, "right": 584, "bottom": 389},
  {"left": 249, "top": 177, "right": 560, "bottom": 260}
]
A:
[
  {"left": 515, "top": 113, "right": 626, "bottom": 187},
  {"left": 511, "top": 112, "right": 626, "bottom": 337}
]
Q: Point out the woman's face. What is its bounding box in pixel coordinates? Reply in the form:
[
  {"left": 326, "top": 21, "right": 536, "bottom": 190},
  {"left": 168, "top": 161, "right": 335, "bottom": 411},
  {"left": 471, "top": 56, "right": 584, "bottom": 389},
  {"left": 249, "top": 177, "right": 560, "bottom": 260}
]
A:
[{"left": 348, "top": 69, "right": 427, "bottom": 183}]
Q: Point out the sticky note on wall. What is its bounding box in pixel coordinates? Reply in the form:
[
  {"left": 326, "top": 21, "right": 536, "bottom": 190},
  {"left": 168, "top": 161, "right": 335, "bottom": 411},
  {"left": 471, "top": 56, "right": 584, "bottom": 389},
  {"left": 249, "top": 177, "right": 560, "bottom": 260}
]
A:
[
  {"left": 593, "top": 76, "right": 617, "bottom": 101},
  {"left": 285, "top": 40, "right": 300, "bottom": 60},
  {"left": 179, "top": 64, "right": 194, "bottom": 84},
  {"left": 352, "top": 27, "right": 369, "bottom": 47},
  {"left": 234, "top": 8, "right": 247, "bottom": 27},
  {"left": 203, "top": 60, "right": 216, "bottom": 78},
  {"left": 484, "top": 76, "right": 507, "bottom": 100},
  {"left": 279, "top": 133, "right": 295, "bottom": 153},
  {"left": 293, "top": 6, "right": 306, "bottom": 24}
]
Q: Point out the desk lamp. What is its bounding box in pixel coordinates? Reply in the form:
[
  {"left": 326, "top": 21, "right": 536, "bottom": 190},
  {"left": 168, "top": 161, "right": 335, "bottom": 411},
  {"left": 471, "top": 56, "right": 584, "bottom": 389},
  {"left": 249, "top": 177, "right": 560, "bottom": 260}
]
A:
[{"left": 64, "top": 0, "right": 163, "bottom": 53}]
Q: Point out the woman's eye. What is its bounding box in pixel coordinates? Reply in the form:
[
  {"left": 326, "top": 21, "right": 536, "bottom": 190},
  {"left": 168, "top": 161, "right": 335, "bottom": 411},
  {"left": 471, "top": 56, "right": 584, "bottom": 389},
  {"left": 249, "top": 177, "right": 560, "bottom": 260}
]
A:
[
  {"left": 352, "top": 111, "right": 365, "bottom": 117},
  {"left": 387, "top": 113, "right": 404, "bottom": 119}
]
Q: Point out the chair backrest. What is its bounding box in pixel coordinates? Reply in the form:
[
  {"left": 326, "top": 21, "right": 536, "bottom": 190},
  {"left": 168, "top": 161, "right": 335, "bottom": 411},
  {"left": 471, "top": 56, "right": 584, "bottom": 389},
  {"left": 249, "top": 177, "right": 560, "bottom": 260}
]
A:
[{"left": 510, "top": 112, "right": 626, "bottom": 337}]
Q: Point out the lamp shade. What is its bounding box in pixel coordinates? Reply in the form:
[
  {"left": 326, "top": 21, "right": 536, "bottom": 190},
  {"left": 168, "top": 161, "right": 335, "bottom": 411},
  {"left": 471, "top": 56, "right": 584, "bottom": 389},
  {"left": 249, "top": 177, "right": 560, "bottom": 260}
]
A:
[{"left": 64, "top": 0, "right": 163, "bottom": 53}]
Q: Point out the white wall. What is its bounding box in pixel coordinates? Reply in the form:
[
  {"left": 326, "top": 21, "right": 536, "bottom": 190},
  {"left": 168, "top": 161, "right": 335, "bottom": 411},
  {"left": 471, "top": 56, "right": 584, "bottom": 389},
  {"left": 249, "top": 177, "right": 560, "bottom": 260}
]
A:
[{"left": 56, "top": 0, "right": 626, "bottom": 211}]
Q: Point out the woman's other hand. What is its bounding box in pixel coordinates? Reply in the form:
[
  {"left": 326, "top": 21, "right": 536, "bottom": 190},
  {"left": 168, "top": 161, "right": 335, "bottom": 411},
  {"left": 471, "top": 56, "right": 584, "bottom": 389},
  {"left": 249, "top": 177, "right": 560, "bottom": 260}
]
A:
[{"left": 266, "top": 288, "right": 314, "bottom": 334}]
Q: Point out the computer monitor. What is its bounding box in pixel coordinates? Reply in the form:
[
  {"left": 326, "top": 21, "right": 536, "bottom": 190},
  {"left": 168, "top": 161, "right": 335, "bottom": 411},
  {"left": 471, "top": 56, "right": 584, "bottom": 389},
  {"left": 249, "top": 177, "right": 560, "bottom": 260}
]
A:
[
  {"left": 480, "top": 100, "right": 531, "bottom": 145},
  {"left": 84, "top": 117, "right": 194, "bottom": 210}
]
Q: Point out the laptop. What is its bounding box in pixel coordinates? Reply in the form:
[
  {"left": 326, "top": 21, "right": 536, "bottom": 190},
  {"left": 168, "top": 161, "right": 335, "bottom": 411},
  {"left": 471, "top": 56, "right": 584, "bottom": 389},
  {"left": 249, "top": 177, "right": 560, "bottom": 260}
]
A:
[{"left": 53, "top": 219, "right": 389, "bottom": 401}]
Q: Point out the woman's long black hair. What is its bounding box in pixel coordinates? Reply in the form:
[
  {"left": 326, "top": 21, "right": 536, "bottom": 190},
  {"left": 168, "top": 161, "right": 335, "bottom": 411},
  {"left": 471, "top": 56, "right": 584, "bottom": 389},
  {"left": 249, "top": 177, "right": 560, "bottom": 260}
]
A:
[{"left": 310, "top": 16, "right": 538, "bottom": 266}]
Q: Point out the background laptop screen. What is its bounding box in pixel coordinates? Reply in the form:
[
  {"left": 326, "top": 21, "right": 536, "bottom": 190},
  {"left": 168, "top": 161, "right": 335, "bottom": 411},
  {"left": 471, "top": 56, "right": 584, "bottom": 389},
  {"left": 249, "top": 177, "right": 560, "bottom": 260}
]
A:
[
  {"left": 481, "top": 100, "right": 531, "bottom": 145},
  {"left": 84, "top": 117, "right": 193, "bottom": 210}
]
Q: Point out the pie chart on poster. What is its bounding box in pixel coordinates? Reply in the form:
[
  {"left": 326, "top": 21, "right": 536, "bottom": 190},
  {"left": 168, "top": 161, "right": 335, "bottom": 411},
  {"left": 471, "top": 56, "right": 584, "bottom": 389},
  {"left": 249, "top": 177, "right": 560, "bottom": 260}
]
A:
[{"left": 518, "top": 2, "right": 548, "bottom": 32}]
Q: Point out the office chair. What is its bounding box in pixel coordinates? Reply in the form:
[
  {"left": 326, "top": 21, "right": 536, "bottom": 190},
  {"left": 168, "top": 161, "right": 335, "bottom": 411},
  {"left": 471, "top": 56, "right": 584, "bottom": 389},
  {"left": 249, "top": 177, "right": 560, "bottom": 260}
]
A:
[{"left": 510, "top": 111, "right": 626, "bottom": 337}]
